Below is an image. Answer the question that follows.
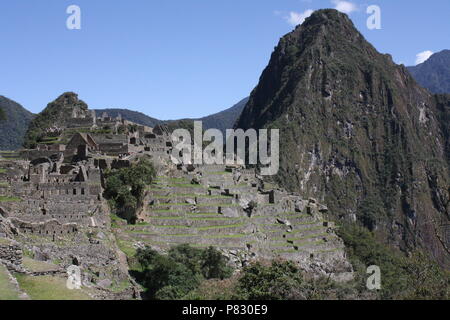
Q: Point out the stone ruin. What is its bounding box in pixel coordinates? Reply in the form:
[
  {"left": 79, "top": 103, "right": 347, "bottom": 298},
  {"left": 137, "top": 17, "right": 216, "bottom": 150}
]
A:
[{"left": 0, "top": 110, "right": 353, "bottom": 296}]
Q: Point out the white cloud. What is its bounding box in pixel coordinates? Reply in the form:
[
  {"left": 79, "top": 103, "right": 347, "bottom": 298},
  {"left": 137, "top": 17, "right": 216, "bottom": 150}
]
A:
[
  {"left": 415, "top": 50, "right": 433, "bottom": 65},
  {"left": 332, "top": 1, "right": 357, "bottom": 14},
  {"left": 285, "top": 9, "right": 314, "bottom": 26}
]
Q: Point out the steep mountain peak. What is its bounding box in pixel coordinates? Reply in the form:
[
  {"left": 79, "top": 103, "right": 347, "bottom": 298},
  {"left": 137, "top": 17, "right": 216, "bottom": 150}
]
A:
[
  {"left": 50, "top": 92, "right": 89, "bottom": 114},
  {"left": 236, "top": 11, "right": 449, "bottom": 266},
  {"left": 23, "top": 92, "right": 91, "bottom": 148}
]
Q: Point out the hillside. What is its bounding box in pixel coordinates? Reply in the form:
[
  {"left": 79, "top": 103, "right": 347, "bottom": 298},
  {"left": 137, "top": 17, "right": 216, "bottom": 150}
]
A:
[
  {"left": 95, "top": 97, "right": 249, "bottom": 134},
  {"left": 408, "top": 50, "right": 450, "bottom": 94},
  {"left": 235, "top": 9, "right": 450, "bottom": 267},
  {"left": 23, "top": 92, "right": 90, "bottom": 149},
  {"left": 0, "top": 96, "right": 34, "bottom": 150},
  {"left": 93, "top": 108, "right": 161, "bottom": 128}
]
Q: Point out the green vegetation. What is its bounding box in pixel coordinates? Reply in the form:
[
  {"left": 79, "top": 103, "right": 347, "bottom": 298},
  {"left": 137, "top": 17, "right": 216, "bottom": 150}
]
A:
[
  {"left": 104, "top": 159, "right": 156, "bottom": 223},
  {"left": 338, "top": 224, "right": 450, "bottom": 300},
  {"left": 189, "top": 260, "right": 356, "bottom": 300},
  {"left": 235, "top": 261, "right": 306, "bottom": 300},
  {"left": 23, "top": 92, "right": 87, "bottom": 149},
  {"left": 134, "top": 244, "right": 233, "bottom": 300},
  {"left": 0, "top": 196, "right": 21, "bottom": 202},
  {"left": 22, "top": 257, "right": 58, "bottom": 273},
  {"left": 15, "top": 274, "right": 91, "bottom": 300},
  {"left": 0, "top": 96, "right": 34, "bottom": 150},
  {"left": 0, "top": 265, "right": 20, "bottom": 300}
]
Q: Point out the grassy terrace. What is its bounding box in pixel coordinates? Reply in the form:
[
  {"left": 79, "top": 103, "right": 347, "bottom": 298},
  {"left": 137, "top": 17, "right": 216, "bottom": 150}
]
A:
[
  {"left": 135, "top": 223, "right": 245, "bottom": 230},
  {"left": 197, "top": 223, "right": 245, "bottom": 231},
  {"left": 22, "top": 257, "right": 59, "bottom": 273},
  {"left": 272, "top": 240, "right": 327, "bottom": 251},
  {"left": 0, "top": 169, "right": 7, "bottom": 174},
  {"left": 280, "top": 233, "right": 328, "bottom": 242},
  {"left": 150, "top": 203, "right": 192, "bottom": 207},
  {"left": 204, "top": 234, "right": 247, "bottom": 239},
  {"left": 0, "top": 265, "right": 20, "bottom": 300},
  {"left": 0, "top": 196, "right": 21, "bottom": 202},
  {"left": 149, "top": 216, "right": 237, "bottom": 222},
  {"left": 196, "top": 203, "right": 239, "bottom": 207},
  {"left": 154, "top": 177, "right": 189, "bottom": 183},
  {"left": 153, "top": 194, "right": 233, "bottom": 200},
  {"left": 15, "top": 274, "right": 91, "bottom": 300},
  {"left": 204, "top": 171, "right": 232, "bottom": 175}
]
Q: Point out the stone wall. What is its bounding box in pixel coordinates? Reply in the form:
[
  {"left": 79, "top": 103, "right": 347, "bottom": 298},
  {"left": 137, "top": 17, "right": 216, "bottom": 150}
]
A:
[{"left": 0, "top": 239, "right": 23, "bottom": 268}]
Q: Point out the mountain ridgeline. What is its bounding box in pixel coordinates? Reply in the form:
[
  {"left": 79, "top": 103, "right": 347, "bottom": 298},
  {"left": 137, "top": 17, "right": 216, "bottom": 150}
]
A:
[
  {"left": 0, "top": 96, "right": 34, "bottom": 150},
  {"left": 95, "top": 97, "right": 249, "bottom": 135},
  {"left": 408, "top": 50, "right": 450, "bottom": 94},
  {"left": 235, "top": 10, "right": 450, "bottom": 266}
]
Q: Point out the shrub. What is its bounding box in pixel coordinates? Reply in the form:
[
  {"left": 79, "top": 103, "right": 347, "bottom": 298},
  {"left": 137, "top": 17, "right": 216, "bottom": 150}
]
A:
[
  {"left": 235, "top": 260, "right": 307, "bottom": 300},
  {"left": 135, "top": 245, "right": 233, "bottom": 300},
  {"left": 104, "top": 159, "right": 155, "bottom": 223}
]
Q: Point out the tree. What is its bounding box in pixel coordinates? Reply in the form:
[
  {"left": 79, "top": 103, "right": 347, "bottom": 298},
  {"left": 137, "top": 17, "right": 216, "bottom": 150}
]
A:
[
  {"left": 236, "top": 261, "right": 306, "bottom": 300},
  {"left": 135, "top": 245, "right": 233, "bottom": 300},
  {"left": 201, "top": 246, "right": 233, "bottom": 280},
  {"left": 103, "top": 159, "right": 155, "bottom": 223}
]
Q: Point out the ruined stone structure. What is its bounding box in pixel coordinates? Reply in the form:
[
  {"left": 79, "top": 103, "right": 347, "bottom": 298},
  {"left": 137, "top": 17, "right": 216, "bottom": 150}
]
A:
[
  {"left": 0, "top": 108, "right": 353, "bottom": 298},
  {"left": 116, "top": 162, "right": 353, "bottom": 280}
]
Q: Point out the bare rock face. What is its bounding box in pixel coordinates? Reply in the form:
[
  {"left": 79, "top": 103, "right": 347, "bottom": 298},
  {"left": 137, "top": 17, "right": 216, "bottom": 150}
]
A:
[{"left": 235, "top": 9, "right": 450, "bottom": 267}]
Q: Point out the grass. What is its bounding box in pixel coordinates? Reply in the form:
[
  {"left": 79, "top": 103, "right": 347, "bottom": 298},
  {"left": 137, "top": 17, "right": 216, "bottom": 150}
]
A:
[
  {"left": 150, "top": 225, "right": 191, "bottom": 229},
  {"left": 197, "top": 223, "right": 245, "bottom": 231},
  {"left": 0, "top": 196, "right": 21, "bottom": 202},
  {"left": 22, "top": 257, "right": 59, "bottom": 273},
  {"left": 197, "top": 203, "right": 240, "bottom": 207},
  {"left": 117, "top": 240, "right": 137, "bottom": 258},
  {"left": 0, "top": 237, "right": 13, "bottom": 245},
  {"left": 0, "top": 169, "right": 6, "bottom": 174},
  {"left": 157, "top": 233, "right": 196, "bottom": 237},
  {"left": 151, "top": 210, "right": 179, "bottom": 214},
  {"left": 150, "top": 203, "right": 192, "bottom": 207},
  {"left": 189, "top": 217, "right": 235, "bottom": 222},
  {"left": 205, "top": 171, "right": 232, "bottom": 175},
  {"left": 285, "top": 233, "right": 328, "bottom": 242},
  {"left": 0, "top": 182, "right": 10, "bottom": 187},
  {"left": 15, "top": 274, "right": 91, "bottom": 300},
  {"left": 187, "top": 213, "right": 223, "bottom": 217},
  {"left": 0, "top": 265, "right": 20, "bottom": 300},
  {"left": 270, "top": 239, "right": 326, "bottom": 249},
  {"left": 168, "top": 183, "right": 206, "bottom": 188},
  {"left": 149, "top": 216, "right": 185, "bottom": 220},
  {"left": 204, "top": 234, "right": 247, "bottom": 239}
]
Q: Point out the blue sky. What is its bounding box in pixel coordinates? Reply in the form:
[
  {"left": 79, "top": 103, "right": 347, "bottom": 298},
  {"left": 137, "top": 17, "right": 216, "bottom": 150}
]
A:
[{"left": 0, "top": 0, "right": 448, "bottom": 119}]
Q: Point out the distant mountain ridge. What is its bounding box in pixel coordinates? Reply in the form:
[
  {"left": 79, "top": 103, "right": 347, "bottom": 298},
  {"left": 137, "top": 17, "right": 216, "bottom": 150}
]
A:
[
  {"left": 0, "top": 96, "right": 34, "bottom": 150},
  {"left": 408, "top": 50, "right": 450, "bottom": 94},
  {"left": 95, "top": 97, "right": 249, "bottom": 133},
  {"left": 93, "top": 108, "right": 161, "bottom": 128}
]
